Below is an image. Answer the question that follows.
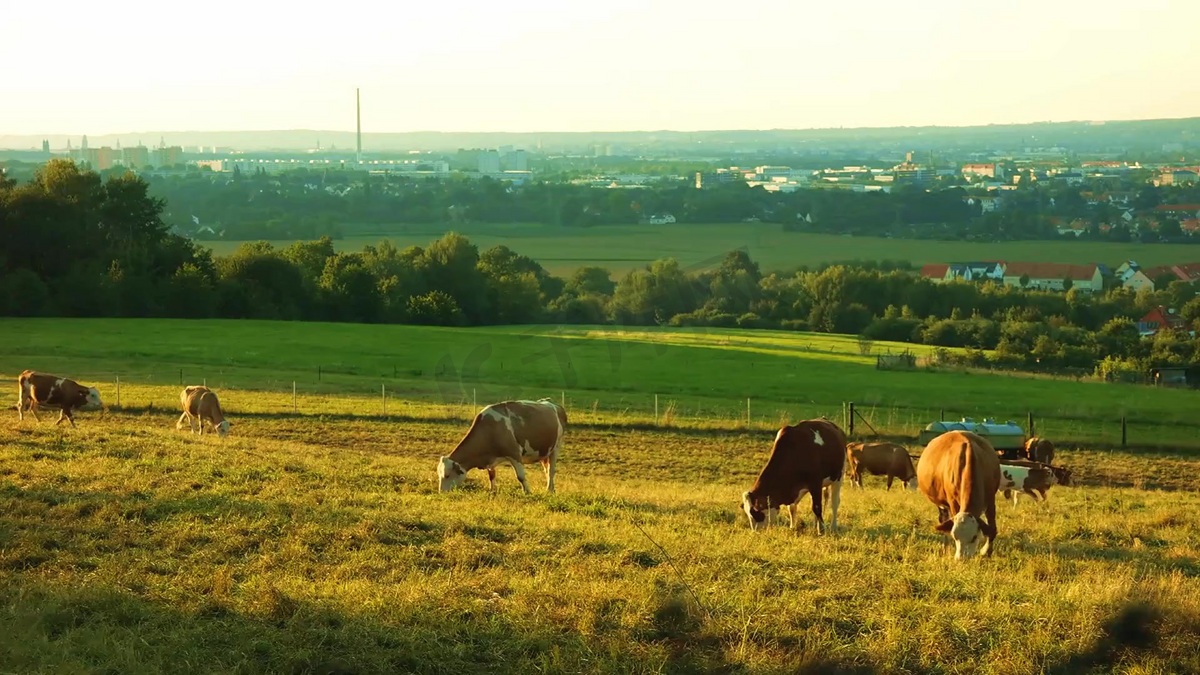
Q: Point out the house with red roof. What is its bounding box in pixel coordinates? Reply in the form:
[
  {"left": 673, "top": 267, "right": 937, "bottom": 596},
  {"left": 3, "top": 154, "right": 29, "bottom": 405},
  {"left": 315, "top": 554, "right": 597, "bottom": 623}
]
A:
[
  {"left": 1001, "top": 262, "right": 1103, "bottom": 292},
  {"left": 1140, "top": 262, "right": 1200, "bottom": 288},
  {"left": 1137, "top": 306, "right": 1185, "bottom": 336},
  {"left": 919, "top": 263, "right": 951, "bottom": 283}
]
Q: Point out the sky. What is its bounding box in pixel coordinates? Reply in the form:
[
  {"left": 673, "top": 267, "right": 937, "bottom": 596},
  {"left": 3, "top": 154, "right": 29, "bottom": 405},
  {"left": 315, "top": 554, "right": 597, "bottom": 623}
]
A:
[{"left": 2, "top": 0, "right": 1199, "bottom": 135}]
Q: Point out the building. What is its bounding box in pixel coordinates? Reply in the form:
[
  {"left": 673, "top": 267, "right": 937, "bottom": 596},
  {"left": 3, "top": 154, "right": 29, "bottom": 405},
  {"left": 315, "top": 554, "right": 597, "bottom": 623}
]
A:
[
  {"left": 1139, "top": 262, "right": 1200, "bottom": 288},
  {"left": 1001, "top": 262, "right": 1103, "bottom": 292},
  {"left": 919, "top": 263, "right": 951, "bottom": 283},
  {"left": 1137, "top": 307, "right": 1184, "bottom": 337},
  {"left": 961, "top": 163, "right": 1001, "bottom": 179},
  {"left": 478, "top": 150, "right": 500, "bottom": 174},
  {"left": 1122, "top": 270, "right": 1155, "bottom": 292},
  {"left": 1153, "top": 204, "right": 1200, "bottom": 220},
  {"left": 122, "top": 146, "right": 149, "bottom": 168},
  {"left": 154, "top": 146, "right": 184, "bottom": 167},
  {"left": 1154, "top": 169, "right": 1199, "bottom": 187},
  {"left": 82, "top": 146, "right": 116, "bottom": 170},
  {"left": 947, "top": 261, "right": 1005, "bottom": 282}
]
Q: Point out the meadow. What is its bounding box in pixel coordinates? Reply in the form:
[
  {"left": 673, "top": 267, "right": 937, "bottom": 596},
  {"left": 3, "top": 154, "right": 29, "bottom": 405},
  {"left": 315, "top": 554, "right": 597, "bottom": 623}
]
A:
[
  {"left": 198, "top": 222, "right": 1200, "bottom": 277},
  {"left": 3, "top": 318, "right": 1200, "bottom": 673}
]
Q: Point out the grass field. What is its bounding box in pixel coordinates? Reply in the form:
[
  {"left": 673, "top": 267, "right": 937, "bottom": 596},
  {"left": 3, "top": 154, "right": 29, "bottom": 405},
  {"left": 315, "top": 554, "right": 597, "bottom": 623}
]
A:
[
  {"left": 4, "top": 318, "right": 1199, "bottom": 450},
  {"left": 199, "top": 222, "right": 1200, "bottom": 277},
  {"left": 3, "top": 318, "right": 1200, "bottom": 673}
]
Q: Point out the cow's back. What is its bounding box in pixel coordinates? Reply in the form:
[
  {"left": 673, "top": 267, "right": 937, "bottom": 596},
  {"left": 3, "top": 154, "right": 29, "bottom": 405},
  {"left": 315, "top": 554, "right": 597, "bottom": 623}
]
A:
[
  {"left": 477, "top": 399, "right": 565, "bottom": 459},
  {"left": 918, "top": 431, "right": 1000, "bottom": 513},
  {"left": 764, "top": 419, "right": 845, "bottom": 485}
]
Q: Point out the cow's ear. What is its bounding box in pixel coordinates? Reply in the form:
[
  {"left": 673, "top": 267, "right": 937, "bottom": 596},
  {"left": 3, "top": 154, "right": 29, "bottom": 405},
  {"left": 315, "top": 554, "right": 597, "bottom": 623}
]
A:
[{"left": 934, "top": 519, "right": 953, "bottom": 533}]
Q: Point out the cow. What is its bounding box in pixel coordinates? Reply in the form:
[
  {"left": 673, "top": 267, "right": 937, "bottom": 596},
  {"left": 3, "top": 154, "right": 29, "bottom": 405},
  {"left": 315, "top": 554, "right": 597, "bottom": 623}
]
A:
[
  {"left": 740, "top": 418, "right": 846, "bottom": 535},
  {"left": 176, "top": 385, "right": 231, "bottom": 437},
  {"left": 1022, "top": 437, "right": 1056, "bottom": 465},
  {"left": 997, "top": 463, "right": 1058, "bottom": 506},
  {"left": 1002, "top": 459, "right": 1073, "bottom": 487},
  {"left": 436, "top": 398, "right": 567, "bottom": 494},
  {"left": 917, "top": 430, "right": 1001, "bottom": 560},
  {"left": 16, "top": 370, "right": 104, "bottom": 427},
  {"left": 846, "top": 441, "right": 918, "bottom": 490}
]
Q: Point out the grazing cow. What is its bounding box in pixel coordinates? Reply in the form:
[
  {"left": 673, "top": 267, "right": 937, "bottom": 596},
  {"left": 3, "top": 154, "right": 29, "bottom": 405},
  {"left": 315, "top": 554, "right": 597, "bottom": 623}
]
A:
[
  {"left": 741, "top": 418, "right": 846, "bottom": 535},
  {"left": 1023, "top": 437, "right": 1056, "bottom": 465},
  {"left": 997, "top": 463, "right": 1058, "bottom": 506},
  {"left": 917, "top": 430, "right": 1001, "bottom": 560},
  {"left": 846, "top": 441, "right": 918, "bottom": 490},
  {"left": 1002, "top": 459, "right": 1073, "bottom": 487},
  {"left": 176, "top": 385, "right": 231, "bottom": 437},
  {"left": 437, "top": 398, "right": 567, "bottom": 494},
  {"left": 17, "top": 370, "right": 104, "bottom": 427}
]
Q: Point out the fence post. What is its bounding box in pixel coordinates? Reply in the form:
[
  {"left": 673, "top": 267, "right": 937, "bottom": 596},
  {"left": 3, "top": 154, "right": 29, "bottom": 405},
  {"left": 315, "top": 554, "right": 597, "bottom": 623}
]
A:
[
  {"left": 848, "top": 401, "right": 856, "bottom": 436},
  {"left": 473, "top": 388, "right": 477, "bottom": 410},
  {"left": 1027, "top": 411, "right": 1034, "bottom": 437},
  {"left": 203, "top": 378, "right": 207, "bottom": 388},
  {"left": 746, "top": 397, "right": 751, "bottom": 427},
  {"left": 1121, "top": 416, "right": 1127, "bottom": 448},
  {"left": 382, "top": 384, "right": 387, "bottom": 417},
  {"left": 293, "top": 381, "right": 297, "bottom": 414},
  {"left": 561, "top": 391, "right": 565, "bottom": 408},
  {"left": 940, "top": 408, "right": 944, "bottom": 422},
  {"left": 179, "top": 368, "right": 183, "bottom": 385},
  {"left": 116, "top": 376, "right": 121, "bottom": 408},
  {"left": 655, "top": 394, "right": 659, "bottom": 424}
]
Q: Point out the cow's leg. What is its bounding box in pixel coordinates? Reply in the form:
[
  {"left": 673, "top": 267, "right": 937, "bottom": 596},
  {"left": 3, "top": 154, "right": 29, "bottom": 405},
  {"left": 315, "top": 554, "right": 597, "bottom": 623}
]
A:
[
  {"left": 784, "top": 502, "right": 800, "bottom": 530},
  {"left": 981, "top": 501, "right": 998, "bottom": 557},
  {"left": 28, "top": 400, "right": 41, "bottom": 422},
  {"left": 176, "top": 411, "right": 190, "bottom": 431},
  {"left": 508, "top": 459, "right": 532, "bottom": 494},
  {"left": 808, "top": 482, "right": 826, "bottom": 535},
  {"left": 886, "top": 475, "right": 894, "bottom": 490},
  {"left": 487, "top": 467, "right": 497, "bottom": 492},
  {"left": 826, "top": 479, "right": 842, "bottom": 533},
  {"left": 542, "top": 450, "right": 557, "bottom": 493}
]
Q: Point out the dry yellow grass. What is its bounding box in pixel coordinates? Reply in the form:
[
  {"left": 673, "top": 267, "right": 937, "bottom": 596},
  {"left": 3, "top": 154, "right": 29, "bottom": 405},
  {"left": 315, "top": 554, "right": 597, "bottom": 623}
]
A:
[{"left": 2, "top": 399, "right": 1198, "bottom": 674}]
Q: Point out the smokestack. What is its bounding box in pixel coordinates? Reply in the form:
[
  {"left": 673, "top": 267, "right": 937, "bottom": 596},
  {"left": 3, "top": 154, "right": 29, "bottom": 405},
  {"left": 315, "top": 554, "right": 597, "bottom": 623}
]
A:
[{"left": 356, "top": 88, "right": 362, "bottom": 164}]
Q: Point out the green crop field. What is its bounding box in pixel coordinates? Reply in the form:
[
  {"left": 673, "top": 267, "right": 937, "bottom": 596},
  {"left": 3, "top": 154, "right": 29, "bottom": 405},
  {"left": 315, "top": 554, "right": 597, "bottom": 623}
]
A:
[
  {"left": 199, "top": 222, "right": 1200, "bottom": 277},
  {"left": 3, "top": 318, "right": 1200, "bottom": 673}
]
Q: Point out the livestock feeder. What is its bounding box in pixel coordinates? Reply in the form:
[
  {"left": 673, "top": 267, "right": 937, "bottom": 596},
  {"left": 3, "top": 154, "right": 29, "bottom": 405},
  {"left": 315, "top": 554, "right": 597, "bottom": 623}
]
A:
[{"left": 918, "top": 418, "right": 1026, "bottom": 459}]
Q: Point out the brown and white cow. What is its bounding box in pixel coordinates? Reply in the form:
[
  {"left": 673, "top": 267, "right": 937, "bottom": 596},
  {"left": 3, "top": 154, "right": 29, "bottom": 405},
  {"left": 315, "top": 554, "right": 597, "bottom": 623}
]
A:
[
  {"left": 846, "top": 441, "right": 918, "bottom": 490},
  {"left": 1002, "top": 459, "right": 1073, "bottom": 488},
  {"left": 741, "top": 418, "right": 846, "bottom": 535},
  {"left": 917, "top": 430, "right": 1001, "bottom": 560},
  {"left": 1022, "top": 437, "right": 1056, "bottom": 465},
  {"left": 437, "top": 398, "right": 567, "bottom": 494},
  {"left": 997, "top": 463, "right": 1059, "bottom": 506},
  {"left": 17, "top": 370, "right": 104, "bottom": 427},
  {"left": 176, "top": 385, "right": 231, "bottom": 437}
]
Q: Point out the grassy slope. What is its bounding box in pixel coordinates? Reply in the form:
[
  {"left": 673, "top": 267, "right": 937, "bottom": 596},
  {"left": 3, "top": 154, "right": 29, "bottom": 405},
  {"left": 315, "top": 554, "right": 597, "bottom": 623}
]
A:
[
  {"left": 2, "top": 410, "right": 1199, "bottom": 674},
  {"left": 197, "top": 222, "right": 1200, "bottom": 277},
  {"left": 3, "top": 318, "right": 1198, "bottom": 450}
]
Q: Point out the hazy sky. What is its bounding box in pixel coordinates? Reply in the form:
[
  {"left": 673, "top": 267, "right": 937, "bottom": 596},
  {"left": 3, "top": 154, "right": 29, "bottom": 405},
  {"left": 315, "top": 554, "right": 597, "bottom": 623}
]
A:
[{"left": 3, "top": 0, "right": 1198, "bottom": 135}]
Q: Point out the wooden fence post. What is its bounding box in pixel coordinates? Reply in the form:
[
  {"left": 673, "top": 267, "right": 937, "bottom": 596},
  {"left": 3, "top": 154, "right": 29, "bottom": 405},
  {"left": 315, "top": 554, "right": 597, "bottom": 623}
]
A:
[
  {"left": 293, "top": 381, "right": 297, "bottom": 414},
  {"left": 1121, "top": 416, "right": 1127, "bottom": 448},
  {"left": 116, "top": 376, "right": 121, "bottom": 408},
  {"left": 318, "top": 366, "right": 321, "bottom": 382},
  {"left": 746, "top": 398, "right": 751, "bottom": 426},
  {"left": 654, "top": 394, "right": 659, "bottom": 424},
  {"left": 382, "top": 384, "right": 387, "bottom": 416},
  {"left": 1027, "top": 411, "right": 1034, "bottom": 437},
  {"left": 179, "top": 368, "right": 183, "bottom": 385},
  {"left": 848, "top": 401, "right": 856, "bottom": 436}
]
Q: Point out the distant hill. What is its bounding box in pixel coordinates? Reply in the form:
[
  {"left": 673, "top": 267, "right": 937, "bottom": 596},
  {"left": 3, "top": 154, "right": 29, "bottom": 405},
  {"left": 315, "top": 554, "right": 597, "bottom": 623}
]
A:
[{"left": 3, "top": 117, "right": 1199, "bottom": 153}]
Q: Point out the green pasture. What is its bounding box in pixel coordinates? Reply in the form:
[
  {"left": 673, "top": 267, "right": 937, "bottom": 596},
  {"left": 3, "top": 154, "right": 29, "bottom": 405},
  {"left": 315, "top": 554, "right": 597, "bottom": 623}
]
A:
[
  {"left": 2, "top": 318, "right": 1197, "bottom": 450},
  {"left": 198, "top": 222, "right": 1200, "bottom": 276}
]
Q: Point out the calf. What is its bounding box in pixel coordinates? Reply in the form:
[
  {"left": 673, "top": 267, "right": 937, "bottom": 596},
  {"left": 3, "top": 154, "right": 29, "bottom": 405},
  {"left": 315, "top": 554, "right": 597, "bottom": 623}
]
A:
[
  {"left": 998, "top": 463, "right": 1058, "bottom": 506},
  {"left": 437, "top": 398, "right": 567, "bottom": 493},
  {"left": 741, "top": 418, "right": 846, "bottom": 535},
  {"left": 1023, "top": 437, "right": 1056, "bottom": 465},
  {"left": 917, "top": 430, "right": 1001, "bottom": 560},
  {"left": 1002, "top": 459, "right": 1073, "bottom": 487},
  {"left": 177, "top": 385, "right": 231, "bottom": 437},
  {"left": 846, "top": 441, "right": 917, "bottom": 490},
  {"left": 17, "top": 370, "right": 104, "bottom": 427}
]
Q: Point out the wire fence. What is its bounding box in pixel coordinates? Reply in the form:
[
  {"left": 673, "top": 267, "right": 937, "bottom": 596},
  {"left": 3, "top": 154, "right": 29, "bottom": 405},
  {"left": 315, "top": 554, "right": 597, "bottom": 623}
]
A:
[{"left": 15, "top": 366, "right": 1197, "bottom": 454}]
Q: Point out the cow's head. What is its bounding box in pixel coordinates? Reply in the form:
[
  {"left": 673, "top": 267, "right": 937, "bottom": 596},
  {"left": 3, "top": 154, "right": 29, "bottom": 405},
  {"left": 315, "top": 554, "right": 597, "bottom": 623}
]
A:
[
  {"left": 741, "top": 491, "right": 776, "bottom": 531},
  {"left": 78, "top": 386, "right": 104, "bottom": 411},
  {"left": 1051, "top": 465, "right": 1073, "bottom": 486},
  {"left": 437, "top": 456, "right": 467, "bottom": 492},
  {"left": 935, "top": 512, "right": 995, "bottom": 560},
  {"left": 214, "top": 420, "right": 231, "bottom": 437}
]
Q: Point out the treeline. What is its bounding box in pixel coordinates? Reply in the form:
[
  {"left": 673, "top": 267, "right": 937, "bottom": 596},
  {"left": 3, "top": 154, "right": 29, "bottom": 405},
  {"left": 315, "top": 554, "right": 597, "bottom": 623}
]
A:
[
  {"left": 4, "top": 161, "right": 1200, "bottom": 377},
  {"left": 141, "top": 164, "right": 1200, "bottom": 243}
]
